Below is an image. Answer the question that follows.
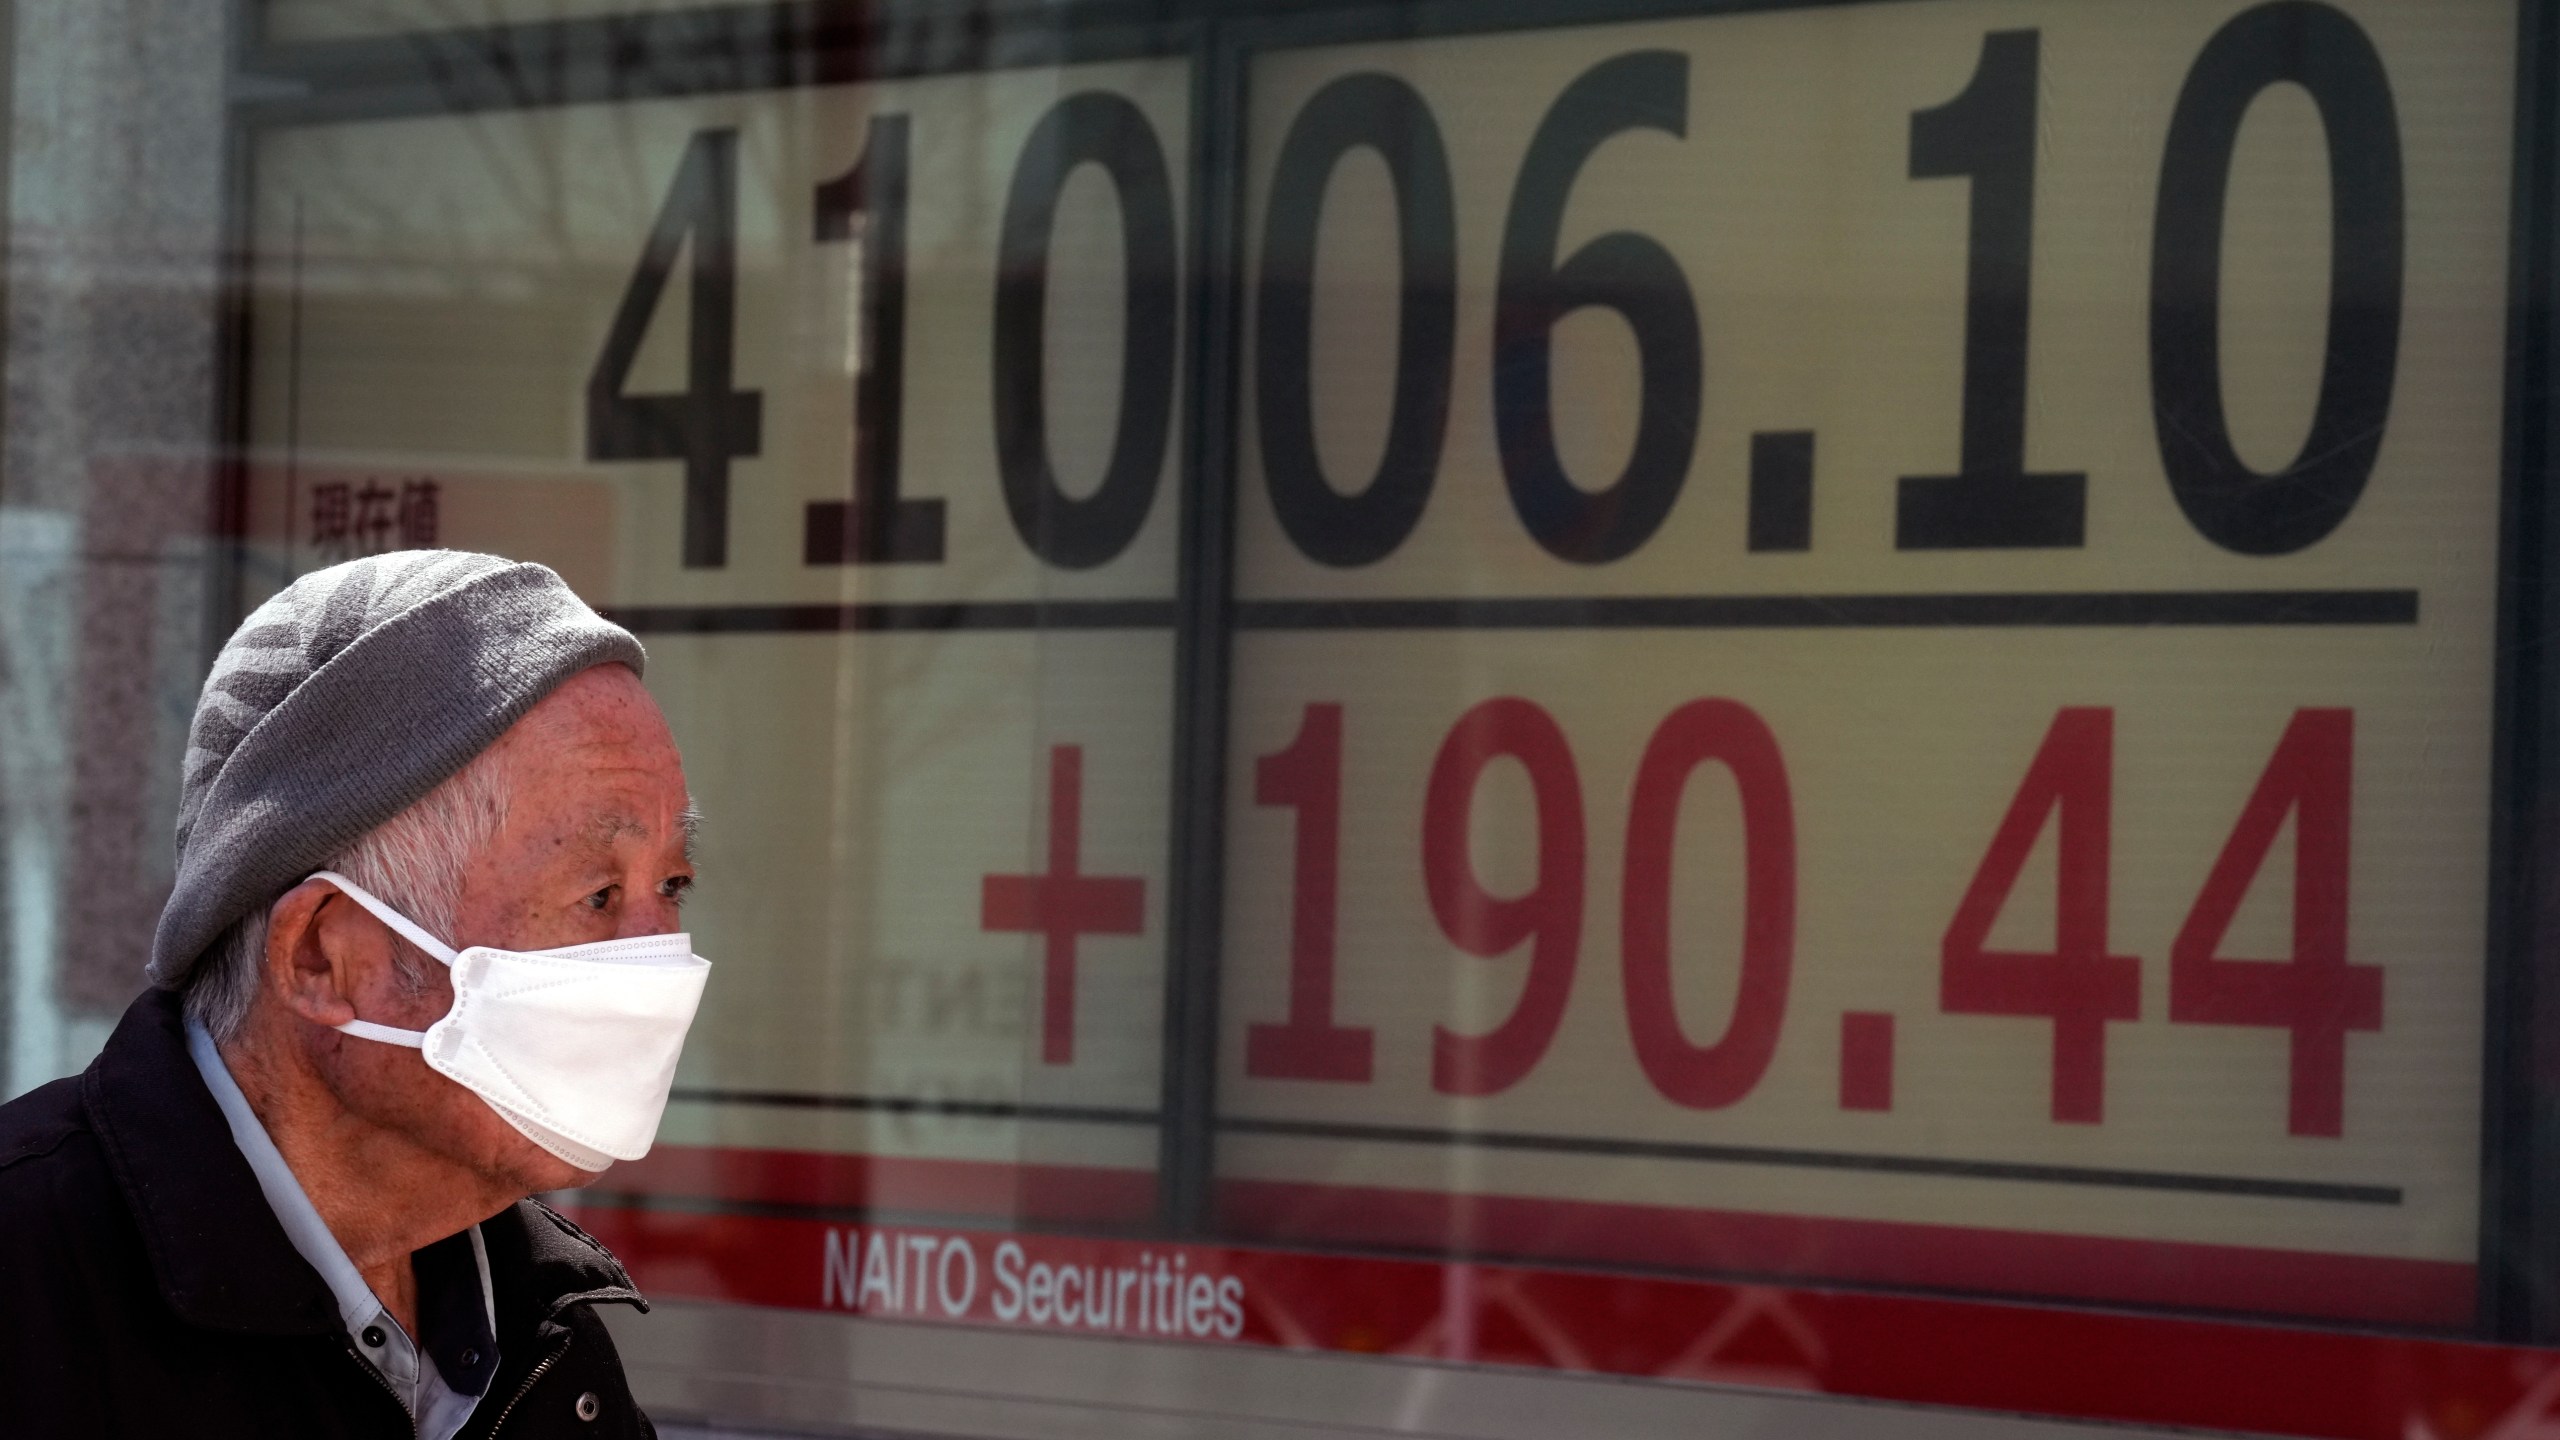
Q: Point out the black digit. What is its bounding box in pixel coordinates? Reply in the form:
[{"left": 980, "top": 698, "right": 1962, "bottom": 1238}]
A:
[
  {"left": 588, "top": 128, "right": 764, "bottom": 569},
  {"left": 992, "top": 93, "right": 1178, "bottom": 571},
  {"left": 808, "top": 115, "right": 940, "bottom": 565},
  {"left": 1257, "top": 74, "right": 1457, "bottom": 568},
  {"left": 1899, "top": 31, "right": 2085, "bottom": 550},
  {"left": 1494, "top": 50, "right": 1700, "bottom": 565},
  {"left": 2151, "top": 2, "right": 2401, "bottom": 555}
]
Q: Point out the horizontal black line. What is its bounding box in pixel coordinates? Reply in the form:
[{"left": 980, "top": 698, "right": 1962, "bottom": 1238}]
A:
[
  {"left": 667, "top": 1086, "right": 1160, "bottom": 1128},
  {"left": 602, "top": 600, "right": 1178, "bottom": 634},
  {"left": 551, "top": 1189, "right": 1165, "bottom": 1240},
  {"left": 667, "top": 1091, "right": 2396, "bottom": 1203},
  {"left": 1234, "top": 590, "right": 2420, "bottom": 631},
  {"left": 1220, "top": 1117, "right": 2401, "bottom": 1205},
  {"left": 240, "top": 4, "right": 1195, "bottom": 127}
]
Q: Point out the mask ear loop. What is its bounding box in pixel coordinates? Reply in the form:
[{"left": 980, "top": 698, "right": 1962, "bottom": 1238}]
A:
[{"left": 307, "top": 870, "right": 461, "bottom": 1048}]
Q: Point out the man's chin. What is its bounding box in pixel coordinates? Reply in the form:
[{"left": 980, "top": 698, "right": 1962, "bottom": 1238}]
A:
[
  {"left": 513, "top": 1150, "right": 607, "bottom": 1196},
  {"left": 469, "top": 1125, "right": 607, "bottom": 1197},
  {"left": 467, "top": 1104, "right": 612, "bottom": 1192}
]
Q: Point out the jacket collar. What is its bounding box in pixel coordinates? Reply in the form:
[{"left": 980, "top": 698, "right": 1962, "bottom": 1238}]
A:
[
  {"left": 482, "top": 1198, "right": 649, "bottom": 1337},
  {"left": 81, "top": 987, "right": 641, "bottom": 1336}
]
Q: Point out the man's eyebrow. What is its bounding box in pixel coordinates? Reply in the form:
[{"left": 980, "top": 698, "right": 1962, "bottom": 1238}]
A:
[
  {"left": 575, "top": 801, "right": 700, "bottom": 863},
  {"left": 585, "top": 811, "right": 651, "bottom": 846}
]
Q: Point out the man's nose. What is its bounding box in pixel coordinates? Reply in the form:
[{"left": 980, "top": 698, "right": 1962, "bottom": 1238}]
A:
[{"left": 619, "top": 889, "right": 683, "bottom": 939}]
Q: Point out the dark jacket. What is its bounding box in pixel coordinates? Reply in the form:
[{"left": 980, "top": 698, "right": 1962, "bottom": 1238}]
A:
[{"left": 0, "top": 987, "right": 657, "bottom": 1438}]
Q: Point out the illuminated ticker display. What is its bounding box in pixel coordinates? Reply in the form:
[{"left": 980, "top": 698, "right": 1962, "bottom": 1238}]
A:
[{"left": 240, "top": 0, "right": 2513, "bottom": 1330}]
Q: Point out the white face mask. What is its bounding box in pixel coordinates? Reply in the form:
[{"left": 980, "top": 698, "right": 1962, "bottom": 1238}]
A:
[{"left": 309, "top": 870, "right": 711, "bottom": 1173}]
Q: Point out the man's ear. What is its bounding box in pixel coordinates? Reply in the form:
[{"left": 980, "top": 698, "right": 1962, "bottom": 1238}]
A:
[{"left": 261, "top": 877, "right": 370, "bottom": 1029}]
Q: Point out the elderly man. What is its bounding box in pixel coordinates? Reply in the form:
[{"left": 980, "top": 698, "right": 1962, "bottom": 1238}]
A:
[{"left": 0, "top": 551, "right": 707, "bottom": 1438}]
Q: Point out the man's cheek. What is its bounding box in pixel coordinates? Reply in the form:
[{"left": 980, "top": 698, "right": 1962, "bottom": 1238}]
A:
[{"left": 315, "top": 1042, "right": 441, "bottom": 1142}]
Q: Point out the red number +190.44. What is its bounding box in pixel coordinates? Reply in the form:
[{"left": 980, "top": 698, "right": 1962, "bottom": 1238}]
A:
[{"left": 1240, "top": 699, "right": 2379, "bottom": 1138}]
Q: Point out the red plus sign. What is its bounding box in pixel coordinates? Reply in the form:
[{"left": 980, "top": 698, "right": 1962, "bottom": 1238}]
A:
[{"left": 981, "top": 745, "right": 1146, "bottom": 1064}]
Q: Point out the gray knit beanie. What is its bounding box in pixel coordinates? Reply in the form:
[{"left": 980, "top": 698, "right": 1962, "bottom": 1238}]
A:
[{"left": 147, "top": 550, "right": 645, "bottom": 988}]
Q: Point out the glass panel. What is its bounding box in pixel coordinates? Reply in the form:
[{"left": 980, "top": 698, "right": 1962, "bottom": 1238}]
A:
[
  {"left": 236, "top": 60, "right": 1193, "bottom": 1232},
  {"left": 1216, "top": 0, "right": 2512, "bottom": 1329},
  {"left": 3, "top": 0, "right": 2556, "bottom": 1436}
]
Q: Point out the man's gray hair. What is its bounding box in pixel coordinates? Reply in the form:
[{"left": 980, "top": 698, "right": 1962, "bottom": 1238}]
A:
[{"left": 184, "top": 740, "right": 511, "bottom": 1043}]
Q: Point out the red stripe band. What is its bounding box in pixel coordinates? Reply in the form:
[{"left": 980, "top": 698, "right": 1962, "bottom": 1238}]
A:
[
  {"left": 585, "top": 1144, "right": 2469, "bottom": 1324},
  {"left": 556, "top": 1200, "right": 2552, "bottom": 1440}
]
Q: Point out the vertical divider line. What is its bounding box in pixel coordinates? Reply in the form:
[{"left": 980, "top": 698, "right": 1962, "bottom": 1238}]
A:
[
  {"left": 209, "top": 0, "right": 265, "bottom": 666},
  {"left": 2484, "top": 0, "right": 2558, "bottom": 1343},
  {"left": 0, "top": 0, "right": 15, "bottom": 513},
  {"left": 1156, "top": 22, "right": 1249, "bottom": 1237},
  {"left": 283, "top": 196, "right": 304, "bottom": 563},
  {"left": 0, "top": 0, "right": 16, "bottom": 1093}
]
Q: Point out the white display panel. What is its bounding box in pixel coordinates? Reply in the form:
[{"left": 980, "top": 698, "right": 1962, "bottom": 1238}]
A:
[
  {"left": 236, "top": 0, "right": 2524, "bottom": 1376},
  {"left": 1215, "top": 0, "right": 2509, "bottom": 1319},
  {"left": 243, "top": 57, "right": 1194, "bottom": 1202}
]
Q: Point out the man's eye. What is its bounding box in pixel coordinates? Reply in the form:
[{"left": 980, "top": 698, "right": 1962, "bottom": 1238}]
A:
[
  {"left": 584, "top": 887, "right": 615, "bottom": 911},
  {"left": 660, "top": 876, "right": 694, "bottom": 904}
]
